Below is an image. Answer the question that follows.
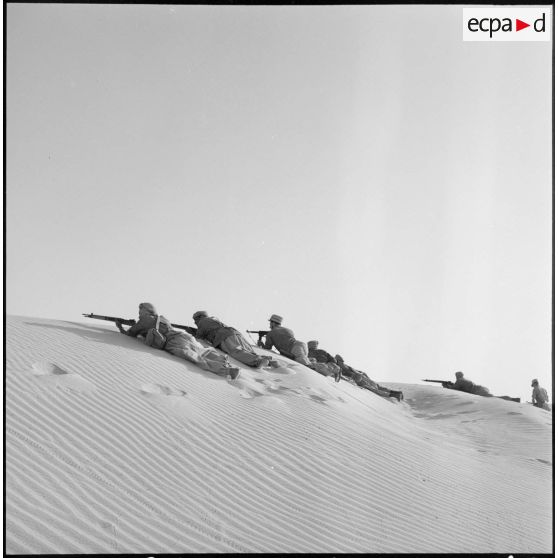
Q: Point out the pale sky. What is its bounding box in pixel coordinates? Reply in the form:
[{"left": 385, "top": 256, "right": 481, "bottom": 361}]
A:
[{"left": 6, "top": 4, "right": 553, "bottom": 403}]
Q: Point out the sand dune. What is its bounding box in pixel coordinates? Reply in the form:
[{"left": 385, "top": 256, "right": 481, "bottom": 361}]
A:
[{"left": 5, "top": 315, "right": 553, "bottom": 554}]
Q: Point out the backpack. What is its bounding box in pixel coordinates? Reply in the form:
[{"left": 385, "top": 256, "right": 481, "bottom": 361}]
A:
[{"left": 144, "top": 315, "right": 166, "bottom": 349}]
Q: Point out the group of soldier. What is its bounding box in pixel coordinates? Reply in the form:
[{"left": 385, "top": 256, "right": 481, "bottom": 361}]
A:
[
  {"left": 254, "top": 313, "right": 403, "bottom": 400},
  {"left": 115, "top": 303, "right": 403, "bottom": 401},
  {"left": 113, "top": 303, "right": 549, "bottom": 410},
  {"left": 434, "top": 371, "right": 550, "bottom": 410}
]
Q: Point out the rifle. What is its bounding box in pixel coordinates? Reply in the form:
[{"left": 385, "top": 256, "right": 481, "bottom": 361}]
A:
[
  {"left": 422, "top": 379, "right": 452, "bottom": 388},
  {"left": 246, "top": 330, "right": 269, "bottom": 345},
  {"left": 497, "top": 395, "right": 521, "bottom": 403},
  {"left": 82, "top": 313, "right": 197, "bottom": 335}
]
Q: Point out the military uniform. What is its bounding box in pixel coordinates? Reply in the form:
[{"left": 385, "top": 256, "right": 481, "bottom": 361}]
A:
[
  {"left": 194, "top": 313, "right": 267, "bottom": 368},
  {"left": 120, "top": 304, "right": 237, "bottom": 378}
]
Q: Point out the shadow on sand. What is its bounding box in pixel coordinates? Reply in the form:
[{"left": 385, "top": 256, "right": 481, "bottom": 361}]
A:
[
  {"left": 23, "top": 321, "right": 231, "bottom": 380},
  {"left": 24, "top": 321, "right": 149, "bottom": 350}
]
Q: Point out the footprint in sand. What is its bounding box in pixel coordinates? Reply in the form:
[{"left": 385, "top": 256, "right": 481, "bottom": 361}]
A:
[
  {"left": 264, "top": 365, "right": 295, "bottom": 375},
  {"left": 235, "top": 378, "right": 291, "bottom": 409},
  {"left": 253, "top": 378, "right": 293, "bottom": 393},
  {"left": 236, "top": 375, "right": 298, "bottom": 402},
  {"left": 237, "top": 385, "right": 267, "bottom": 399},
  {"left": 30, "top": 361, "right": 96, "bottom": 393},
  {"left": 249, "top": 378, "right": 317, "bottom": 401},
  {"left": 251, "top": 394, "right": 290, "bottom": 411},
  {"left": 308, "top": 394, "right": 328, "bottom": 404},
  {"left": 425, "top": 413, "right": 455, "bottom": 420},
  {"left": 32, "top": 362, "right": 68, "bottom": 375},
  {"left": 294, "top": 386, "right": 335, "bottom": 405},
  {"left": 140, "top": 383, "right": 205, "bottom": 422},
  {"left": 140, "top": 383, "right": 187, "bottom": 397},
  {"left": 231, "top": 373, "right": 278, "bottom": 399},
  {"left": 232, "top": 363, "right": 298, "bottom": 399}
]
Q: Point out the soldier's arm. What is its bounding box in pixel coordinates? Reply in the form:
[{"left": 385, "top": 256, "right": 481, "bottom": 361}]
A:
[
  {"left": 263, "top": 331, "right": 274, "bottom": 350},
  {"left": 326, "top": 351, "right": 336, "bottom": 363},
  {"left": 195, "top": 320, "right": 208, "bottom": 340},
  {"left": 120, "top": 315, "right": 151, "bottom": 337},
  {"left": 117, "top": 321, "right": 139, "bottom": 337}
]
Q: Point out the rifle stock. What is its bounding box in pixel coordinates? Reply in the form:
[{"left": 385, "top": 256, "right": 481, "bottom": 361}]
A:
[{"left": 83, "top": 313, "right": 197, "bottom": 335}]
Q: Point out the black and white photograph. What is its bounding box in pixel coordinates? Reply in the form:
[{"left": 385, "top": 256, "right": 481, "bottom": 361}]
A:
[{"left": 5, "top": 2, "right": 553, "bottom": 554}]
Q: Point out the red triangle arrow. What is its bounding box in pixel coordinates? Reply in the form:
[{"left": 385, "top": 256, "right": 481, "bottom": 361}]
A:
[{"left": 516, "top": 19, "right": 530, "bottom": 31}]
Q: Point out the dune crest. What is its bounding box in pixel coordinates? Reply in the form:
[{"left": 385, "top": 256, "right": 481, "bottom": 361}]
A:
[{"left": 5, "top": 316, "right": 553, "bottom": 554}]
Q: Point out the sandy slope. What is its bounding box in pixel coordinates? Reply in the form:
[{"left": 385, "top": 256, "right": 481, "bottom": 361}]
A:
[{"left": 5, "top": 315, "right": 553, "bottom": 554}]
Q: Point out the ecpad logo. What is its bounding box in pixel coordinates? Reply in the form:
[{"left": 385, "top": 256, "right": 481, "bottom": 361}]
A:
[
  {"left": 463, "top": 8, "right": 551, "bottom": 41},
  {"left": 468, "top": 14, "right": 545, "bottom": 37}
]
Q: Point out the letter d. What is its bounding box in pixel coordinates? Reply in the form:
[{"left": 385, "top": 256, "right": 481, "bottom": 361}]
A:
[{"left": 534, "top": 13, "right": 545, "bottom": 32}]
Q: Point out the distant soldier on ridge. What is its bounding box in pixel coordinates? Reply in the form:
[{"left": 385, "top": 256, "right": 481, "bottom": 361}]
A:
[
  {"left": 423, "top": 371, "right": 520, "bottom": 402},
  {"left": 445, "top": 371, "right": 491, "bottom": 396},
  {"left": 531, "top": 379, "right": 550, "bottom": 410}
]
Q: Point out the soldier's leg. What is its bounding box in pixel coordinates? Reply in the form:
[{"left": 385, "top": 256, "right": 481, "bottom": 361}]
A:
[
  {"left": 165, "top": 332, "right": 204, "bottom": 361},
  {"left": 291, "top": 341, "right": 311, "bottom": 366},
  {"left": 165, "top": 343, "right": 204, "bottom": 365},
  {"left": 220, "top": 334, "right": 267, "bottom": 367},
  {"left": 166, "top": 337, "right": 235, "bottom": 377},
  {"left": 199, "top": 347, "right": 238, "bottom": 376},
  {"left": 329, "top": 363, "right": 341, "bottom": 382},
  {"left": 312, "top": 362, "right": 331, "bottom": 376}
]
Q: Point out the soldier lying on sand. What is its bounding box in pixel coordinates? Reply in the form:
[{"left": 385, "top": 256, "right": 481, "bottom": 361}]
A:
[
  {"left": 116, "top": 303, "right": 240, "bottom": 380},
  {"left": 431, "top": 372, "right": 520, "bottom": 402},
  {"left": 335, "top": 355, "right": 403, "bottom": 401},
  {"left": 193, "top": 311, "right": 274, "bottom": 369},
  {"left": 445, "top": 371, "right": 491, "bottom": 396},
  {"left": 307, "top": 340, "right": 341, "bottom": 382}
]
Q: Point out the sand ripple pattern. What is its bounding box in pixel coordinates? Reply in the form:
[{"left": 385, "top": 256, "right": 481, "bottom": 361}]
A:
[{"left": 5, "top": 316, "right": 553, "bottom": 553}]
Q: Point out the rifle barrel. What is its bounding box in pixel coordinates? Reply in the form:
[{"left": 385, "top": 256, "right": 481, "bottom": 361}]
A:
[
  {"left": 82, "top": 313, "right": 197, "bottom": 335},
  {"left": 82, "top": 313, "right": 136, "bottom": 326},
  {"left": 169, "top": 323, "right": 197, "bottom": 335}
]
